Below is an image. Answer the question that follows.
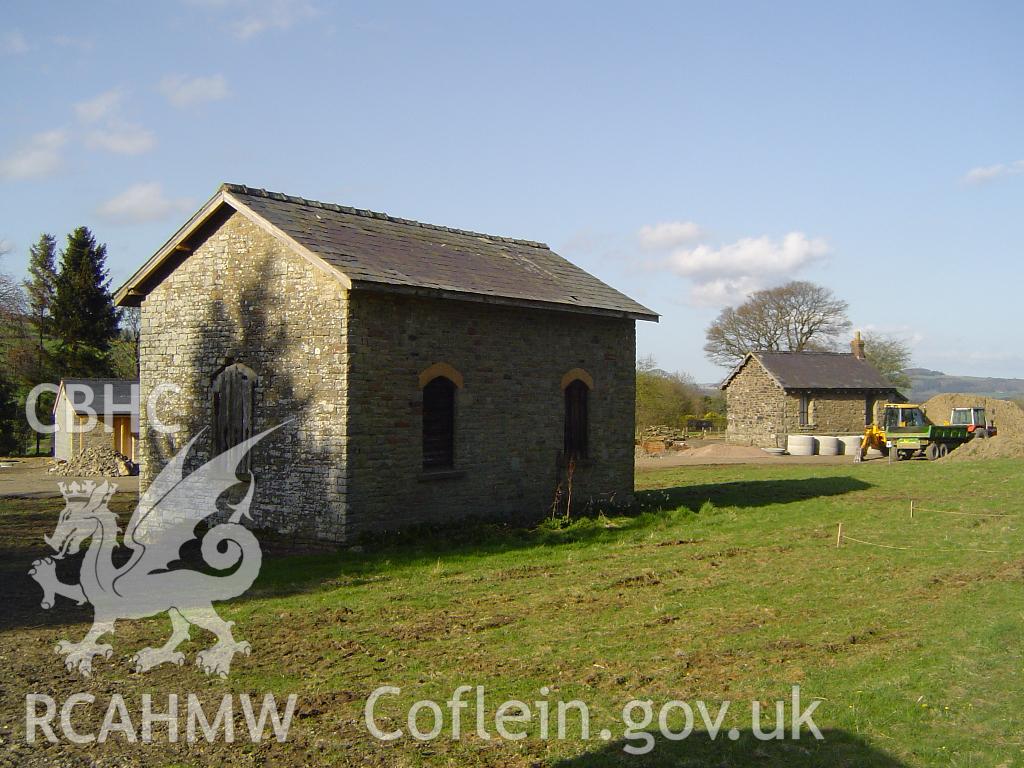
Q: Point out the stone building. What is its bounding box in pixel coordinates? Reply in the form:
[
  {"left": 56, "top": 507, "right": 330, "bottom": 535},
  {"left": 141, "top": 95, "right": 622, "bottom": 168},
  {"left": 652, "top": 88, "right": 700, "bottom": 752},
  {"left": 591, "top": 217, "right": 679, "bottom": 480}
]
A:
[
  {"left": 114, "top": 184, "right": 657, "bottom": 543},
  {"left": 53, "top": 379, "right": 139, "bottom": 462},
  {"left": 721, "top": 335, "right": 901, "bottom": 448}
]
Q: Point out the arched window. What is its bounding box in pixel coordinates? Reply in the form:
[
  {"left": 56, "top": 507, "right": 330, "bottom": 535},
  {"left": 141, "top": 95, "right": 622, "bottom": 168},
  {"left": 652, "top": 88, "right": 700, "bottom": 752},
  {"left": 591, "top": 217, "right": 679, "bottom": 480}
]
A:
[
  {"left": 212, "top": 363, "right": 257, "bottom": 471},
  {"left": 564, "top": 379, "right": 589, "bottom": 459},
  {"left": 422, "top": 376, "right": 456, "bottom": 470}
]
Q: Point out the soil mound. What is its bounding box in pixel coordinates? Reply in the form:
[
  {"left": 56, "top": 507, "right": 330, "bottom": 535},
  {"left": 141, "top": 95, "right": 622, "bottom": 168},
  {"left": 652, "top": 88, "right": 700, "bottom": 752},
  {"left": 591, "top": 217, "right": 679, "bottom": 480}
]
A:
[
  {"left": 923, "top": 394, "right": 1024, "bottom": 462},
  {"left": 922, "top": 394, "right": 1024, "bottom": 437},
  {"left": 941, "top": 434, "right": 1024, "bottom": 462}
]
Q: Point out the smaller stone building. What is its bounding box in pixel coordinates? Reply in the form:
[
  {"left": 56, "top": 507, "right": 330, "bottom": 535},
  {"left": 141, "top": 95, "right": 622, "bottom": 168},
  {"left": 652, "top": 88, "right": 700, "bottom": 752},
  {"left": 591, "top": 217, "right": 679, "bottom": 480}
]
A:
[
  {"left": 53, "top": 379, "right": 139, "bottom": 461},
  {"left": 721, "top": 336, "right": 901, "bottom": 448}
]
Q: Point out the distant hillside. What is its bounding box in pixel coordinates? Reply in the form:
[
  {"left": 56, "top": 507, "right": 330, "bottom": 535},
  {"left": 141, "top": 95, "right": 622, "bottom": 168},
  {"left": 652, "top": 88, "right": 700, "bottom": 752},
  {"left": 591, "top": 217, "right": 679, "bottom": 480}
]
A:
[{"left": 906, "top": 368, "right": 1024, "bottom": 401}]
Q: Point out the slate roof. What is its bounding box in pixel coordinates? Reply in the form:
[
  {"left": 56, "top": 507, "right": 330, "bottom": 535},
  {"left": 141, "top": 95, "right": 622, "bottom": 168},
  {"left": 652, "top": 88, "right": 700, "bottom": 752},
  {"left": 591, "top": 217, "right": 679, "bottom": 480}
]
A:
[
  {"left": 115, "top": 184, "right": 658, "bottom": 321},
  {"left": 722, "top": 352, "right": 897, "bottom": 391},
  {"left": 55, "top": 379, "right": 138, "bottom": 415}
]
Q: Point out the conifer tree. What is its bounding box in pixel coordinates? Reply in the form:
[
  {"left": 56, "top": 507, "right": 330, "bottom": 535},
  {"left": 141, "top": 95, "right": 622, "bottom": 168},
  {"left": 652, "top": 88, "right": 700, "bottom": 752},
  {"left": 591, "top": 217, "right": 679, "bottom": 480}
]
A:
[
  {"left": 25, "top": 233, "right": 57, "bottom": 335},
  {"left": 23, "top": 233, "right": 58, "bottom": 453},
  {"left": 51, "top": 227, "right": 118, "bottom": 363}
]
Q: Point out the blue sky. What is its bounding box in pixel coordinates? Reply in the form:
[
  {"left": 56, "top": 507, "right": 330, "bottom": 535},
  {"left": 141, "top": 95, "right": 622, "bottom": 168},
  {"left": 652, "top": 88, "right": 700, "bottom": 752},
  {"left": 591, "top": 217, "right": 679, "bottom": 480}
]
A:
[{"left": 2, "top": 1, "right": 1022, "bottom": 382}]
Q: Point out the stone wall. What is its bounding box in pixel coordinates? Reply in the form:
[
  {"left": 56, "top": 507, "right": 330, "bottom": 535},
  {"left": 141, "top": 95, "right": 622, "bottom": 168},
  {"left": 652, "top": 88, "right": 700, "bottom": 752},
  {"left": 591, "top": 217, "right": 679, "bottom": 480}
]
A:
[
  {"left": 138, "top": 210, "right": 638, "bottom": 543},
  {"left": 782, "top": 391, "right": 873, "bottom": 438},
  {"left": 138, "top": 211, "right": 350, "bottom": 542},
  {"left": 344, "top": 291, "right": 637, "bottom": 536},
  {"left": 723, "top": 357, "right": 788, "bottom": 447}
]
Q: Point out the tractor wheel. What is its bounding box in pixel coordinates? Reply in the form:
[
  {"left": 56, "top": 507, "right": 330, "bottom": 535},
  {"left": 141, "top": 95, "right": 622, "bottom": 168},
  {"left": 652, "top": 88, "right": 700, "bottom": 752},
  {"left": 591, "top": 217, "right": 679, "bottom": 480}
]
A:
[
  {"left": 926, "top": 443, "right": 940, "bottom": 461},
  {"left": 938, "top": 443, "right": 950, "bottom": 458},
  {"left": 879, "top": 445, "right": 890, "bottom": 458}
]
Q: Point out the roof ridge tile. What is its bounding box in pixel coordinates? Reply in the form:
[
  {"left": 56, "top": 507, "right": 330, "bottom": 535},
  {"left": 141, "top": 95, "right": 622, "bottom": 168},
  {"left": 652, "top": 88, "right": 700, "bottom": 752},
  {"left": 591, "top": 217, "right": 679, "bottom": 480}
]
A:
[{"left": 221, "top": 182, "right": 550, "bottom": 249}]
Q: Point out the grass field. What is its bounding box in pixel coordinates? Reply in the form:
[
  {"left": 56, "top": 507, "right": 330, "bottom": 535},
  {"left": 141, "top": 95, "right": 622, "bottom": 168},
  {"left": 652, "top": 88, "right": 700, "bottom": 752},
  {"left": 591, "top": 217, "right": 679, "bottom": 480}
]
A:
[{"left": 2, "top": 459, "right": 1023, "bottom": 766}]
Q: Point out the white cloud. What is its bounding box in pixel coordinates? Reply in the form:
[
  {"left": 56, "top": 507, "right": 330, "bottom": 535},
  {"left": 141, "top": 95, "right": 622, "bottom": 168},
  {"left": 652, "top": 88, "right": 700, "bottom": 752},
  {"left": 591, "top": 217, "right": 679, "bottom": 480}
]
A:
[
  {"left": 688, "top": 276, "right": 766, "bottom": 307},
  {"left": 963, "top": 160, "right": 1024, "bottom": 184},
  {"left": 231, "top": 0, "right": 317, "bottom": 38},
  {"left": 74, "top": 89, "right": 156, "bottom": 155},
  {"left": 97, "top": 183, "right": 194, "bottom": 224},
  {"left": 0, "top": 130, "right": 68, "bottom": 180},
  {"left": 75, "top": 89, "right": 125, "bottom": 123},
  {"left": 51, "top": 34, "right": 95, "bottom": 52},
  {"left": 667, "top": 232, "right": 828, "bottom": 280},
  {"left": 637, "top": 221, "right": 702, "bottom": 250},
  {"left": 159, "top": 74, "right": 229, "bottom": 107},
  {"left": 85, "top": 123, "right": 157, "bottom": 155},
  {"left": 2, "top": 30, "right": 30, "bottom": 55},
  {"left": 646, "top": 230, "right": 830, "bottom": 307},
  {"left": 184, "top": 0, "right": 318, "bottom": 39}
]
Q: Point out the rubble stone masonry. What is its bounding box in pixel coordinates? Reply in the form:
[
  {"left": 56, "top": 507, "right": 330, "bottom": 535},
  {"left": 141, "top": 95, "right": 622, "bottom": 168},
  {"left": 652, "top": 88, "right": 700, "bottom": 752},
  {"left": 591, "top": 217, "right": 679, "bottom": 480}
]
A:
[
  {"left": 344, "top": 292, "right": 636, "bottom": 537},
  {"left": 139, "top": 211, "right": 637, "bottom": 542},
  {"left": 139, "top": 212, "right": 349, "bottom": 542},
  {"left": 725, "top": 356, "right": 886, "bottom": 448}
]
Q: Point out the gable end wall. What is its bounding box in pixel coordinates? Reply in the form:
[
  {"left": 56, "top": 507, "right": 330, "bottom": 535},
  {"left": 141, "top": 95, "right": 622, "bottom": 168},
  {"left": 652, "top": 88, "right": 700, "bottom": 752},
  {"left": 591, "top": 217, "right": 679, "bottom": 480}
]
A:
[
  {"left": 138, "top": 211, "right": 350, "bottom": 542},
  {"left": 723, "top": 357, "right": 788, "bottom": 447}
]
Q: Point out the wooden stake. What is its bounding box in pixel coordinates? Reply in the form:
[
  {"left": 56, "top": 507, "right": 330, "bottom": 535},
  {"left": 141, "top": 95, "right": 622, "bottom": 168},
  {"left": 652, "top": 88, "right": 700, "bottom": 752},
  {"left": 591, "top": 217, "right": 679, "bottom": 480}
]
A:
[
  {"left": 911, "top": 500, "right": 915, "bottom": 519},
  {"left": 836, "top": 522, "right": 843, "bottom": 548}
]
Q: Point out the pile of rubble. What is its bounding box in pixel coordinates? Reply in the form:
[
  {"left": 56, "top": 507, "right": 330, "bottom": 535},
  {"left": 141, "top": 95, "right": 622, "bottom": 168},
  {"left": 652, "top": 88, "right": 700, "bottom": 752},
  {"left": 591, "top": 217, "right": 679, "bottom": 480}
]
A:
[
  {"left": 50, "top": 446, "right": 138, "bottom": 477},
  {"left": 640, "top": 425, "right": 688, "bottom": 442},
  {"left": 638, "top": 425, "right": 689, "bottom": 455}
]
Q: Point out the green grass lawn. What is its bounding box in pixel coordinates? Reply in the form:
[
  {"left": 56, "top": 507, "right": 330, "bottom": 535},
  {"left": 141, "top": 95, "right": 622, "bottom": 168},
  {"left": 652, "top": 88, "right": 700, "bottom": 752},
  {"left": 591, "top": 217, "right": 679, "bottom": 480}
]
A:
[{"left": 2, "top": 458, "right": 1024, "bottom": 766}]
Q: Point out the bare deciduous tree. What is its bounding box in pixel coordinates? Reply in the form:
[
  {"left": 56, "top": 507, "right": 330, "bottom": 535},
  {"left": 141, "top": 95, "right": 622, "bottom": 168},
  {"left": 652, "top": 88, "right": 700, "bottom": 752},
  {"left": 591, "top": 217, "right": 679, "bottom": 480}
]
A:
[
  {"left": 704, "top": 281, "right": 852, "bottom": 367},
  {"left": 118, "top": 305, "right": 142, "bottom": 375},
  {"left": 0, "top": 246, "right": 30, "bottom": 455},
  {"left": 0, "top": 246, "right": 28, "bottom": 334}
]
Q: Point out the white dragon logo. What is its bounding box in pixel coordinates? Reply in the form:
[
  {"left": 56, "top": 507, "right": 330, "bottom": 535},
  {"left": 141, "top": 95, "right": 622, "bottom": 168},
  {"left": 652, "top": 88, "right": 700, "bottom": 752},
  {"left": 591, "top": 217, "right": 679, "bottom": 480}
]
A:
[{"left": 28, "top": 424, "right": 284, "bottom": 678}]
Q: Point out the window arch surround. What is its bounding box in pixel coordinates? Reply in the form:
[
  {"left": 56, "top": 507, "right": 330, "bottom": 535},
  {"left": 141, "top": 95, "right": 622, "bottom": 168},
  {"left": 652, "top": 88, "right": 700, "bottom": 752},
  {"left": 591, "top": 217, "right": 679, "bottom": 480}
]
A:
[
  {"left": 560, "top": 368, "right": 595, "bottom": 392},
  {"left": 418, "top": 362, "right": 464, "bottom": 390},
  {"left": 420, "top": 363, "right": 463, "bottom": 471},
  {"left": 563, "top": 375, "right": 590, "bottom": 460}
]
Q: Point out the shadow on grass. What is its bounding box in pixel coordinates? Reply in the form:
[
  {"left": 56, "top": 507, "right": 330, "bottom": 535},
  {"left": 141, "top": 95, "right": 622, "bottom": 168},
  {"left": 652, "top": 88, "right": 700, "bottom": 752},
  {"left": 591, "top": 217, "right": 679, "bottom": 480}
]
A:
[
  {"left": 249, "top": 475, "right": 873, "bottom": 600},
  {"left": 552, "top": 728, "right": 907, "bottom": 767},
  {"left": 0, "top": 475, "right": 873, "bottom": 631},
  {"left": 634, "top": 476, "right": 873, "bottom": 515}
]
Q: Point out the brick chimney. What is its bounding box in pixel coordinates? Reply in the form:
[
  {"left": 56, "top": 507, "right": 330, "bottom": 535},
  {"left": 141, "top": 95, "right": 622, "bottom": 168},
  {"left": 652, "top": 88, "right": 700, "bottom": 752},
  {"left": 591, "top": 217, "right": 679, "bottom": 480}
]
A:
[{"left": 851, "top": 330, "right": 866, "bottom": 360}]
